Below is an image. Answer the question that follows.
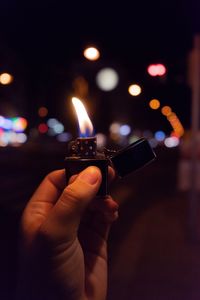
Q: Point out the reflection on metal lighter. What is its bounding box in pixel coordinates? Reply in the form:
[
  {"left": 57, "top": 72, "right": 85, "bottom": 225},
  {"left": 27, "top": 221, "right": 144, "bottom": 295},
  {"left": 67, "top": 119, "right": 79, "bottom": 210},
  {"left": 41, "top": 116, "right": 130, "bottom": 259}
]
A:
[{"left": 64, "top": 97, "right": 156, "bottom": 196}]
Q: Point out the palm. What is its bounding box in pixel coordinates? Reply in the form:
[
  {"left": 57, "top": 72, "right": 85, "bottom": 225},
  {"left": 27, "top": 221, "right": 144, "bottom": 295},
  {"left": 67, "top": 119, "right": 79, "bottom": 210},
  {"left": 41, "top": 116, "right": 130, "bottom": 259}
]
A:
[{"left": 20, "top": 168, "right": 118, "bottom": 300}]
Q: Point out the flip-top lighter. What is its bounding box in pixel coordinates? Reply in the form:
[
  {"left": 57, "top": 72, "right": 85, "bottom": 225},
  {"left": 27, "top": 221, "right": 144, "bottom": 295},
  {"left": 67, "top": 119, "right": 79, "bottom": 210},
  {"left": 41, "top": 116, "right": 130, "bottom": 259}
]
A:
[{"left": 64, "top": 97, "right": 156, "bottom": 196}]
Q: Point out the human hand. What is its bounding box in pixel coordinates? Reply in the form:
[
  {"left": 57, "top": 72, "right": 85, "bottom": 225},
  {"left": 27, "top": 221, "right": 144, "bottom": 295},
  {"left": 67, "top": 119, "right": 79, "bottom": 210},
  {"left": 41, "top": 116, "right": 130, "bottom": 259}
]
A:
[{"left": 17, "top": 166, "right": 118, "bottom": 300}]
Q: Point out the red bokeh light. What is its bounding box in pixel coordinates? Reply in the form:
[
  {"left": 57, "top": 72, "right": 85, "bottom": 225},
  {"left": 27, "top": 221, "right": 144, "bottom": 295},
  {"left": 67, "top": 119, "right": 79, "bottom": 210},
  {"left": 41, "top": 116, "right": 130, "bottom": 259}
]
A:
[
  {"left": 147, "top": 64, "right": 166, "bottom": 76},
  {"left": 38, "top": 123, "right": 48, "bottom": 133}
]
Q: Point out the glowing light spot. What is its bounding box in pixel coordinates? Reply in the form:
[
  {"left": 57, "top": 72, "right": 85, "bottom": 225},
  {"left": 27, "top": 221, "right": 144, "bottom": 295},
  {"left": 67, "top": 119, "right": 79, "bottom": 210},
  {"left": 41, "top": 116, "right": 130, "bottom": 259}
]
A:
[
  {"left": 155, "top": 130, "right": 166, "bottom": 141},
  {"left": 54, "top": 123, "right": 64, "bottom": 134},
  {"left": 119, "top": 124, "right": 131, "bottom": 136},
  {"left": 147, "top": 64, "right": 166, "bottom": 77},
  {"left": 164, "top": 137, "right": 180, "bottom": 148},
  {"left": 3, "top": 118, "right": 13, "bottom": 130},
  {"left": 96, "top": 68, "right": 119, "bottom": 91},
  {"left": 167, "top": 112, "right": 177, "bottom": 122},
  {"left": 96, "top": 133, "right": 107, "bottom": 148},
  {"left": 47, "top": 118, "right": 59, "bottom": 128},
  {"left": 38, "top": 107, "right": 48, "bottom": 117},
  {"left": 109, "top": 122, "right": 121, "bottom": 134},
  {"left": 16, "top": 133, "right": 27, "bottom": 143},
  {"left": 57, "top": 132, "right": 72, "bottom": 142},
  {"left": 149, "top": 99, "right": 160, "bottom": 110},
  {"left": 38, "top": 123, "right": 48, "bottom": 134},
  {"left": 12, "top": 117, "right": 28, "bottom": 132},
  {"left": 128, "top": 84, "right": 142, "bottom": 96},
  {"left": 83, "top": 47, "right": 100, "bottom": 61},
  {"left": 0, "top": 116, "right": 5, "bottom": 127},
  {"left": 161, "top": 106, "right": 172, "bottom": 116},
  {"left": 0, "top": 73, "right": 13, "bottom": 85}
]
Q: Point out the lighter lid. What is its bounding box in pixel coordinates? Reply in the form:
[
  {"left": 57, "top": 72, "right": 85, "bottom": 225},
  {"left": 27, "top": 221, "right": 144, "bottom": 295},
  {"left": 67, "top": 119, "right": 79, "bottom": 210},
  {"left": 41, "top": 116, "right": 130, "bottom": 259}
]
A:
[{"left": 110, "top": 138, "right": 156, "bottom": 177}]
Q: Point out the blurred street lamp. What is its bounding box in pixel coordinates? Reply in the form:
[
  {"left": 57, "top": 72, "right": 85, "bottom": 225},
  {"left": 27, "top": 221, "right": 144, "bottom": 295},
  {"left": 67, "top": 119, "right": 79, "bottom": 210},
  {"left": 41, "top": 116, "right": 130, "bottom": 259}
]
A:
[
  {"left": 0, "top": 72, "right": 13, "bottom": 85},
  {"left": 96, "top": 68, "right": 119, "bottom": 91},
  {"left": 83, "top": 46, "right": 100, "bottom": 61},
  {"left": 128, "top": 84, "right": 142, "bottom": 96},
  {"left": 149, "top": 98, "right": 160, "bottom": 109}
]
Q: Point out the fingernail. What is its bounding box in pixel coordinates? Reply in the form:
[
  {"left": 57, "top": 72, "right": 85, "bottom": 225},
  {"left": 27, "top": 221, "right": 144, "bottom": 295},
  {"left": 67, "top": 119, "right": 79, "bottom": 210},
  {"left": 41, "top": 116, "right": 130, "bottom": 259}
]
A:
[{"left": 79, "top": 167, "right": 101, "bottom": 185}]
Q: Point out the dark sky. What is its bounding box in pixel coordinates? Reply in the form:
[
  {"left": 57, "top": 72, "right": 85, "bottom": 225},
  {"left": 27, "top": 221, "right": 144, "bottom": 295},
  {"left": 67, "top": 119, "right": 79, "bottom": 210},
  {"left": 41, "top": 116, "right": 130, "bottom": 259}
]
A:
[{"left": 0, "top": 0, "right": 198, "bottom": 133}]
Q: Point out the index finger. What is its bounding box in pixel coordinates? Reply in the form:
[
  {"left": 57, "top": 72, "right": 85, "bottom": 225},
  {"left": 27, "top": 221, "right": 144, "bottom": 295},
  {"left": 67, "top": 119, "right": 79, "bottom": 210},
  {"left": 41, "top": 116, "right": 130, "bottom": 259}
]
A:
[{"left": 29, "top": 169, "right": 66, "bottom": 205}]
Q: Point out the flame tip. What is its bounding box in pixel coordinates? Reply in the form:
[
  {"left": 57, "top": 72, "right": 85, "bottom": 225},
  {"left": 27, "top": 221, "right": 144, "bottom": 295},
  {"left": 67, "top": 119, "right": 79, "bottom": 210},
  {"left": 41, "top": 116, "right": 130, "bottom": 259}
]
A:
[{"left": 72, "top": 97, "right": 94, "bottom": 137}]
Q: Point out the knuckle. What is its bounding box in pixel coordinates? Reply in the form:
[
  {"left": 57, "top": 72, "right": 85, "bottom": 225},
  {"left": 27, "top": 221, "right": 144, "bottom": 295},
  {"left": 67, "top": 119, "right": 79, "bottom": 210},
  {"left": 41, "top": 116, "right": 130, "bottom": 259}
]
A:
[{"left": 61, "top": 185, "right": 80, "bottom": 207}]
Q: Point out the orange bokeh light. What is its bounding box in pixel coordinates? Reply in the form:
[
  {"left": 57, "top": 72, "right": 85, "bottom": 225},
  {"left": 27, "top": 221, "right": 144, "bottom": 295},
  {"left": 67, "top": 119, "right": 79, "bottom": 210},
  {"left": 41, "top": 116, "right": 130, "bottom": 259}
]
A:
[
  {"left": 0, "top": 73, "right": 13, "bottom": 85},
  {"left": 161, "top": 106, "right": 172, "bottom": 116},
  {"left": 149, "top": 99, "right": 160, "bottom": 110},
  {"left": 38, "top": 106, "right": 48, "bottom": 117}
]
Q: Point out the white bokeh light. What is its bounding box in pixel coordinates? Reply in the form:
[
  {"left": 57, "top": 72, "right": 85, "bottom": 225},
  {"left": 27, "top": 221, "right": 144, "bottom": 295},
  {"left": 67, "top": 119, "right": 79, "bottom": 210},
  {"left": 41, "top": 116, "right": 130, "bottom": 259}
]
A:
[
  {"left": 109, "top": 122, "right": 121, "bottom": 134},
  {"left": 164, "top": 137, "right": 180, "bottom": 148},
  {"left": 96, "top": 133, "right": 107, "bottom": 148},
  {"left": 96, "top": 68, "right": 119, "bottom": 91},
  {"left": 119, "top": 124, "right": 131, "bottom": 136},
  {"left": 83, "top": 47, "right": 100, "bottom": 61}
]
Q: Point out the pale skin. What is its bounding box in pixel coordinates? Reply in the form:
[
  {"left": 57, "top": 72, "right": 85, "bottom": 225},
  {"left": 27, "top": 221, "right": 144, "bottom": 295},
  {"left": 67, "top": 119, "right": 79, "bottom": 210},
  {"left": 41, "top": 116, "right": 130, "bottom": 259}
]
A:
[{"left": 17, "top": 166, "right": 118, "bottom": 300}]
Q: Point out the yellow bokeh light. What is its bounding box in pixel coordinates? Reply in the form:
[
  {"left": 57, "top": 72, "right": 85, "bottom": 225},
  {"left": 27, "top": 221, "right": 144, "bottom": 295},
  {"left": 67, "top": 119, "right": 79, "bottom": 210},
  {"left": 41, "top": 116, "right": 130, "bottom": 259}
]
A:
[
  {"left": 128, "top": 84, "right": 142, "bottom": 96},
  {"left": 161, "top": 105, "right": 172, "bottom": 116},
  {"left": 149, "top": 99, "right": 160, "bottom": 110},
  {"left": 0, "top": 73, "right": 13, "bottom": 85},
  {"left": 83, "top": 47, "right": 100, "bottom": 61}
]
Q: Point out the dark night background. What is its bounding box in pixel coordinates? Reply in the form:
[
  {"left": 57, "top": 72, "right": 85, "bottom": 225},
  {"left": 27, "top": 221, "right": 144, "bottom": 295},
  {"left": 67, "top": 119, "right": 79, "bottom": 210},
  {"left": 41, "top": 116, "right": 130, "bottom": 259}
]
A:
[{"left": 1, "top": 0, "right": 200, "bottom": 299}]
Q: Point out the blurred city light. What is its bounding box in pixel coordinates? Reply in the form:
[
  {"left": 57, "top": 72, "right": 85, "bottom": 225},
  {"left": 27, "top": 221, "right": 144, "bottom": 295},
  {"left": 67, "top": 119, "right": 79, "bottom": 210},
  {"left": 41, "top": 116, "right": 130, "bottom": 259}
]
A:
[
  {"left": 164, "top": 136, "right": 180, "bottom": 148},
  {"left": 0, "top": 131, "right": 27, "bottom": 146},
  {"left": 147, "top": 64, "right": 166, "bottom": 77},
  {"left": 0, "top": 72, "right": 13, "bottom": 85},
  {"left": 2, "top": 118, "right": 13, "bottom": 130},
  {"left": 119, "top": 124, "right": 131, "bottom": 136},
  {"left": 38, "top": 123, "right": 48, "bottom": 134},
  {"left": 166, "top": 112, "right": 184, "bottom": 137},
  {"left": 128, "top": 84, "right": 142, "bottom": 96},
  {"left": 0, "top": 116, "right": 28, "bottom": 132},
  {"left": 57, "top": 132, "right": 72, "bottom": 142},
  {"left": 12, "top": 117, "right": 28, "bottom": 132},
  {"left": 38, "top": 106, "right": 48, "bottom": 117},
  {"left": 53, "top": 123, "right": 64, "bottom": 134},
  {"left": 149, "top": 99, "right": 160, "bottom": 110},
  {"left": 109, "top": 122, "right": 121, "bottom": 134},
  {"left": 161, "top": 105, "right": 172, "bottom": 116},
  {"left": 83, "top": 46, "right": 100, "bottom": 61},
  {"left": 96, "top": 68, "right": 119, "bottom": 91},
  {"left": 96, "top": 133, "right": 107, "bottom": 148},
  {"left": 155, "top": 130, "right": 166, "bottom": 141},
  {"left": 47, "top": 118, "right": 59, "bottom": 128},
  {"left": 16, "top": 133, "right": 27, "bottom": 143}
]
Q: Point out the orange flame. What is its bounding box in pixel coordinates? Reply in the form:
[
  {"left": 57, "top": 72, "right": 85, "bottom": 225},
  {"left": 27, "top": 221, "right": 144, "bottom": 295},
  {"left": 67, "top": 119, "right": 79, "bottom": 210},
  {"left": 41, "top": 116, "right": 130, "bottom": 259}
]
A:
[{"left": 72, "top": 97, "right": 94, "bottom": 137}]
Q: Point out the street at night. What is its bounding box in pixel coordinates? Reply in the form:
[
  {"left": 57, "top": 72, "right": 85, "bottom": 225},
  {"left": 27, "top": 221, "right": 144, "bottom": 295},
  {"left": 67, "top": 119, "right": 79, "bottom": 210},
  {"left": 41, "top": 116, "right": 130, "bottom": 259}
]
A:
[{"left": 0, "top": 1, "right": 200, "bottom": 299}]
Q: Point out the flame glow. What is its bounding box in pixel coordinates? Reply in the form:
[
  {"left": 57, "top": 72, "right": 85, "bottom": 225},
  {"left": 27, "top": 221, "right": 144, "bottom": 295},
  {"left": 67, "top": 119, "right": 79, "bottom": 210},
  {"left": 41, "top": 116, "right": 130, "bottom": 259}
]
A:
[{"left": 72, "top": 97, "right": 94, "bottom": 137}]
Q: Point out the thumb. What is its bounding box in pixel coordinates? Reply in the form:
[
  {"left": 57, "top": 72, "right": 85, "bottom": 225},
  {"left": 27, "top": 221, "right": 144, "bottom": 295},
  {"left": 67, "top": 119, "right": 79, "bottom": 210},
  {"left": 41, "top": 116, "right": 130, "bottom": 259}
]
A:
[{"left": 39, "top": 166, "right": 102, "bottom": 244}]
